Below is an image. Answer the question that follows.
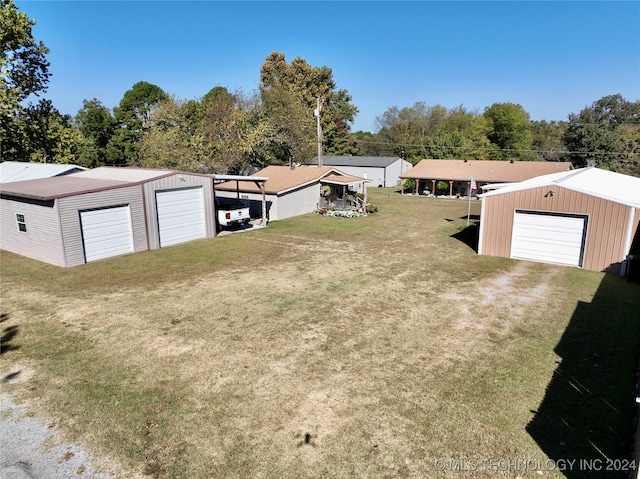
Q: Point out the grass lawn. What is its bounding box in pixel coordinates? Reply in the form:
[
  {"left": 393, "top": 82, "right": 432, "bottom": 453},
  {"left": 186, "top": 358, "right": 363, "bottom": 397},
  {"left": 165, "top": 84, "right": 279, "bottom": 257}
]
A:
[{"left": 1, "top": 188, "right": 639, "bottom": 479}]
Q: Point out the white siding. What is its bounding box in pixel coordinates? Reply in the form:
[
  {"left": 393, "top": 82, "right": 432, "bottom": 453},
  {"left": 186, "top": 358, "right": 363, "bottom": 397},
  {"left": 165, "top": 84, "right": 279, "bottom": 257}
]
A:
[
  {"left": 276, "top": 184, "right": 321, "bottom": 220},
  {"left": 0, "top": 197, "right": 66, "bottom": 266}
]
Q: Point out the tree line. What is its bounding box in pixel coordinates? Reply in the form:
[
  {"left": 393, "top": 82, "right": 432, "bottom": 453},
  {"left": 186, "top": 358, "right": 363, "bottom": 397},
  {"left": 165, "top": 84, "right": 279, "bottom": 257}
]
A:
[{"left": 2, "top": 0, "right": 639, "bottom": 177}]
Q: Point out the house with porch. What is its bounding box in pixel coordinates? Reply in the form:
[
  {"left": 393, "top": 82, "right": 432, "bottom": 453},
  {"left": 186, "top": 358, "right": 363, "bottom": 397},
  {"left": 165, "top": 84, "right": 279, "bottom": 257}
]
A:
[
  {"left": 214, "top": 165, "right": 369, "bottom": 221},
  {"left": 400, "top": 159, "right": 574, "bottom": 196}
]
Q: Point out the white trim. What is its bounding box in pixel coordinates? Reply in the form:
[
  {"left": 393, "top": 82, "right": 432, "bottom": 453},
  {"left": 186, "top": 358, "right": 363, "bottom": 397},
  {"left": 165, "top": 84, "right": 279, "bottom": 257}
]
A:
[{"left": 477, "top": 197, "right": 486, "bottom": 254}]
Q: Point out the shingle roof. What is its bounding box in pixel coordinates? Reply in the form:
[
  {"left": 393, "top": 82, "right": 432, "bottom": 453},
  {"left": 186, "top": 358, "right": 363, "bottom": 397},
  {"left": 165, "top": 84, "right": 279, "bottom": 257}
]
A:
[
  {"left": 0, "top": 176, "right": 133, "bottom": 201},
  {"left": 0, "top": 161, "right": 86, "bottom": 183},
  {"left": 481, "top": 167, "right": 640, "bottom": 207},
  {"left": 400, "top": 159, "right": 574, "bottom": 183},
  {"left": 215, "top": 165, "right": 349, "bottom": 195},
  {"left": 306, "top": 156, "right": 402, "bottom": 168}
]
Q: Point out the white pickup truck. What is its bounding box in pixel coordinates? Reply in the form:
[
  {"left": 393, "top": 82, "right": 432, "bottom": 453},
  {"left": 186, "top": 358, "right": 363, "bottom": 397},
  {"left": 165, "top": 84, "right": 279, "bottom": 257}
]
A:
[{"left": 215, "top": 199, "right": 251, "bottom": 229}]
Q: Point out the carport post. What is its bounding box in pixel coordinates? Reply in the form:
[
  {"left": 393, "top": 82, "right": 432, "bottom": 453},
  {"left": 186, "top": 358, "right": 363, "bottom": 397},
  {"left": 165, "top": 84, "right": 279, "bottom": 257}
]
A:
[{"left": 258, "top": 182, "right": 267, "bottom": 226}]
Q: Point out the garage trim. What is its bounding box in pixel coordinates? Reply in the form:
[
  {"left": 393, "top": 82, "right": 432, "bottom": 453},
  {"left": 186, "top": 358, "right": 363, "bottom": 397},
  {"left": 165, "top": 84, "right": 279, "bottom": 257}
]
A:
[
  {"left": 510, "top": 210, "right": 588, "bottom": 267},
  {"left": 80, "top": 205, "right": 134, "bottom": 263}
]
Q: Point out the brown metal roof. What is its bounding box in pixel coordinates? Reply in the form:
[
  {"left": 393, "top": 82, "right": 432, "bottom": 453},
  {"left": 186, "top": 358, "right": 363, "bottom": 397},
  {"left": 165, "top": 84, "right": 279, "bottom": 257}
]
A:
[
  {"left": 400, "top": 159, "right": 574, "bottom": 183},
  {"left": 215, "top": 165, "right": 349, "bottom": 195},
  {"left": 0, "top": 176, "right": 133, "bottom": 201}
]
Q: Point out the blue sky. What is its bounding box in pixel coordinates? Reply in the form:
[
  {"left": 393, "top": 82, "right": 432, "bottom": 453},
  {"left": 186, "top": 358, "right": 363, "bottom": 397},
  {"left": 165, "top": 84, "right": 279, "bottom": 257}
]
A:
[{"left": 18, "top": 1, "right": 640, "bottom": 132}]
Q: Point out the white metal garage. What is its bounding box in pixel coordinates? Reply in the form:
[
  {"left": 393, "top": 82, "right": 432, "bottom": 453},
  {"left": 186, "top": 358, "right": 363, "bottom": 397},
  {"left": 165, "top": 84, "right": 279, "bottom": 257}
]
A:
[
  {"left": 80, "top": 205, "right": 134, "bottom": 262},
  {"left": 156, "top": 187, "right": 206, "bottom": 247},
  {"left": 510, "top": 210, "right": 588, "bottom": 267}
]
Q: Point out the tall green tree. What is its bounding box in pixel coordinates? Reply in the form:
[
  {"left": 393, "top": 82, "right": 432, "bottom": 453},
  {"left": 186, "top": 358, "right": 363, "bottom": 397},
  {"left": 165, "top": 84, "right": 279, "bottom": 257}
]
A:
[
  {"left": 1, "top": 0, "right": 51, "bottom": 159},
  {"left": 530, "top": 120, "right": 568, "bottom": 161},
  {"left": 75, "top": 99, "right": 117, "bottom": 167},
  {"left": 483, "top": 103, "right": 533, "bottom": 160},
  {"left": 260, "top": 52, "right": 358, "bottom": 159},
  {"left": 112, "top": 81, "right": 167, "bottom": 166},
  {"left": 563, "top": 94, "right": 640, "bottom": 173},
  {"left": 138, "top": 96, "right": 213, "bottom": 172}
]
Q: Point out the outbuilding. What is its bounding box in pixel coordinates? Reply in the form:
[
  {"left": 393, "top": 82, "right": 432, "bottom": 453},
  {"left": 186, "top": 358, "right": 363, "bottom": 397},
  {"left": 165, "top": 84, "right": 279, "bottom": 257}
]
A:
[
  {"left": 0, "top": 167, "right": 216, "bottom": 267},
  {"left": 215, "top": 165, "right": 368, "bottom": 221},
  {"left": 478, "top": 167, "right": 640, "bottom": 275},
  {"left": 1, "top": 161, "right": 87, "bottom": 183},
  {"left": 304, "top": 156, "right": 412, "bottom": 189}
]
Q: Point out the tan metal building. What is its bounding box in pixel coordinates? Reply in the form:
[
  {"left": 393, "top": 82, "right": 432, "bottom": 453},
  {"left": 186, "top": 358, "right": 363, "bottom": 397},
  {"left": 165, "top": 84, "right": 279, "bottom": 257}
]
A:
[{"left": 478, "top": 167, "right": 640, "bottom": 275}]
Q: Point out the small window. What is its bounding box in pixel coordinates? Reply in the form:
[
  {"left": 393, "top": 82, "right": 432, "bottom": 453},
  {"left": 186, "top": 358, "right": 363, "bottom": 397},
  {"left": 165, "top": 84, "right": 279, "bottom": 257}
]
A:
[{"left": 16, "top": 214, "right": 26, "bottom": 233}]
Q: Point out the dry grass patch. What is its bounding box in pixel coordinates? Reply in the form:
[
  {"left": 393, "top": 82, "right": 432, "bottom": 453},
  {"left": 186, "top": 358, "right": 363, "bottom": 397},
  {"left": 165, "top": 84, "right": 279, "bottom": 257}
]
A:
[{"left": 1, "top": 189, "right": 638, "bottom": 479}]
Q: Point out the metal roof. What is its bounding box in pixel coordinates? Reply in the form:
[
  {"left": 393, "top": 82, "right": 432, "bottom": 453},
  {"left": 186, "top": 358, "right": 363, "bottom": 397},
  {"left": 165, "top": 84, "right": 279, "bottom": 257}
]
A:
[
  {"left": 71, "top": 166, "right": 176, "bottom": 182},
  {"left": 480, "top": 167, "right": 640, "bottom": 208},
  {"left": 0, "top": 161, "right": 87, "bottom": 183},
  {"left": 0, "top": 176, "right": 133, "bottom": 201}
]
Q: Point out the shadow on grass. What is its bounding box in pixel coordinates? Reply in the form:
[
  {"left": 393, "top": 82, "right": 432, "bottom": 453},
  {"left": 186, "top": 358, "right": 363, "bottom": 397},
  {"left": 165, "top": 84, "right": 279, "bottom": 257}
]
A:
[
  {"left": 445, "top": 215, "right": 480, "bottom": 253},
  {"left": 527, "top": 274, "right": 640, "bottom": 478},
  {"left": 1, "top": 312, "right": 20, "bottom": 355}
]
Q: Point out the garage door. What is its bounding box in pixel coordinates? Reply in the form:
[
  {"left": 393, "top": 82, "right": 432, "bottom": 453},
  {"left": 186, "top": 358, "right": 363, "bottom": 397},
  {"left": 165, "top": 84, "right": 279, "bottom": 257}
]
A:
[
  {"left": 80, "top": 206, "right": 134, "bottom": 262},
  {"left": 510, "top": 210, "right": 587, "bottom": 267},
  {"left": 156, "top": 187, "right": 205, "bottom": 247}
]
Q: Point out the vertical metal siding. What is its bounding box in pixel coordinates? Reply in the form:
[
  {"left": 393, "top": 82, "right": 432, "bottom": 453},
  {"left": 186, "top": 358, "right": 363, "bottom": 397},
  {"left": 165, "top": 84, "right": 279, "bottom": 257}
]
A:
[
  {"left": 481, "top": 186, "right": 633, "bottom": 273},
  {"left": 143, "top": 174, "right": 214, "bottom": 250},
  {"left": 58, "top": 185, "right": 146, "bottom": 267},
  {"left": 0, "top": 197, "right": 66, "bottom": 266}
]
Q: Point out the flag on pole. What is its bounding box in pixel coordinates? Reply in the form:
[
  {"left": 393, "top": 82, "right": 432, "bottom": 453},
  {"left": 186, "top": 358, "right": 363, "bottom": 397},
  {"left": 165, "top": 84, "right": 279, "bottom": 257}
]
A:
[{"left": 470, "top": 175, "right": 477, "bottom": 194}]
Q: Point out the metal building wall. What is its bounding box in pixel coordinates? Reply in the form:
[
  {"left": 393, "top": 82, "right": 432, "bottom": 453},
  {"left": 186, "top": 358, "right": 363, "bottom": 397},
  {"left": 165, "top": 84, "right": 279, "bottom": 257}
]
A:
[
  {"left": 142, "top": 174, "right": 215, "bottom": 249},
  {"left": 0, "top": 197, "right": 66, "bottom": 266},
  {"left": 480, "top": 186, "right": 635, "bottom": 274},
  {"left": 57, "top": 185, "right": 147, "bottom": 267}
]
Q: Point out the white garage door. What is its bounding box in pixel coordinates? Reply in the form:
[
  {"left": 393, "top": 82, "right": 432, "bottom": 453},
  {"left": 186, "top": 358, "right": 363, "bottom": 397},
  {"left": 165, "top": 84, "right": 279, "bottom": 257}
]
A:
[
  {"left": 80, "top": 206, "right": 134, "bottom": 262},
  {"left": 510, "top": 210, "right": 587, "bottom": 267},
  {"left": 156, "top": 187, "right": 205, "bottom": 247}
]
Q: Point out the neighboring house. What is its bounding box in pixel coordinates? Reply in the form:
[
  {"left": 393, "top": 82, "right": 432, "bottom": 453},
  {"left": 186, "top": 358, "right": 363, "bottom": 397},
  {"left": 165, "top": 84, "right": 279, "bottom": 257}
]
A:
[
  {"left": 400, "top": 159, "right": 574, "bottom": 196},
  {"left": 0, "top": 161, "right": 86, "bottom": 183},
  {"left": 0, "top": 167, "right": 216, "bottom": 267},
  {"left": 478, "top": 167, "right": 640, "bottom": 275},
  {"left": 215, "top": 165, "right": 369, "bottom": 221},
  {"left": 304, "top": 156, "right": 412, "bottom": 189}
]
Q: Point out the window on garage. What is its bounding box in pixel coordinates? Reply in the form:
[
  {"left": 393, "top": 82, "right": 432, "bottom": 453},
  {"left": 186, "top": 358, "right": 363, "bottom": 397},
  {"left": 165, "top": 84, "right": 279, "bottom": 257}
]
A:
[{"left": 16, "top": 213, "right": 26, "bottom": 233}]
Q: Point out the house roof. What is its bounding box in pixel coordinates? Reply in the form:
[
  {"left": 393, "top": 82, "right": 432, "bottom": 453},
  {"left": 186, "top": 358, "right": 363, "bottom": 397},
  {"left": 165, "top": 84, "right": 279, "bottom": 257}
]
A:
[
  {"left": 0, "top": 161, "right": 87, "bottom": 183},
  {"left": 480, "top": 167, "right": 640, "bottom": 208},
  {"left": 400, "top": 159, "right": 574, "bottom": 183},
  {"left": 0, "top": 176, "right": 133, "bottom": 201},
  {"left": 306, "top": 156, "right": 403, "bottom": 168},
  {"left": 321, "top": 173, "right": 372, "bottom": 185},
  {"left": 215, "top": 165, "right": 358, "bottom": 195}
]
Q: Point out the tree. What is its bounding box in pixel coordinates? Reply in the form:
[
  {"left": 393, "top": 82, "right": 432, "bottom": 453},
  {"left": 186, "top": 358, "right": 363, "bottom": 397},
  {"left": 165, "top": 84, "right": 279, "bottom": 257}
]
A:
[
  {"left": 1, "top": 0, "right": 51, "bottom": 158},
  {"left": 259, "top": 52, "right": 358, "bottom": 159},
  {"left": 75, "top": 99, "right": 117, "bottom": 167},
  {"left": 483, "top": 103, "right": 533, "bottom": 160},
  {"left": 138, "top": 96, "right": 213, "bottom": 172},
  {"left": 112, "top": 81, "right": 167, "bottom": 166},
  {"left": 563, "top": 94, "right": 640, "bottom": 172},
  {"left": 530, "top": 120, "right": 568, "bottom": 161}
]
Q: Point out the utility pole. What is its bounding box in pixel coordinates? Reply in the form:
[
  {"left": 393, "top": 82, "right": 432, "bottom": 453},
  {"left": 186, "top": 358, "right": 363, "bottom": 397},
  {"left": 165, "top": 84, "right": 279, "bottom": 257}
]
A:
[{"left": 314, "top": 97, "right": 323, "bottom": 167}]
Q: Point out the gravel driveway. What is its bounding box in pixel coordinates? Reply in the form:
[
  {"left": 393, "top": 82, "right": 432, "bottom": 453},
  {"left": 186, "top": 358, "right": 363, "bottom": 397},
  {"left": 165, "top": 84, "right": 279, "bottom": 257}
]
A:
[{"left": 1, "top": 394, "right": 115, "bottom": 479}]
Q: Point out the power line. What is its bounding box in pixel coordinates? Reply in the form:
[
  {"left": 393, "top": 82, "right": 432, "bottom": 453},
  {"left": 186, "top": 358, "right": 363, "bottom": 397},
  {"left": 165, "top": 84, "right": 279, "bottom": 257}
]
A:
[{"left": 350, "top": 138, "right": 638, "bottom": 157}]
